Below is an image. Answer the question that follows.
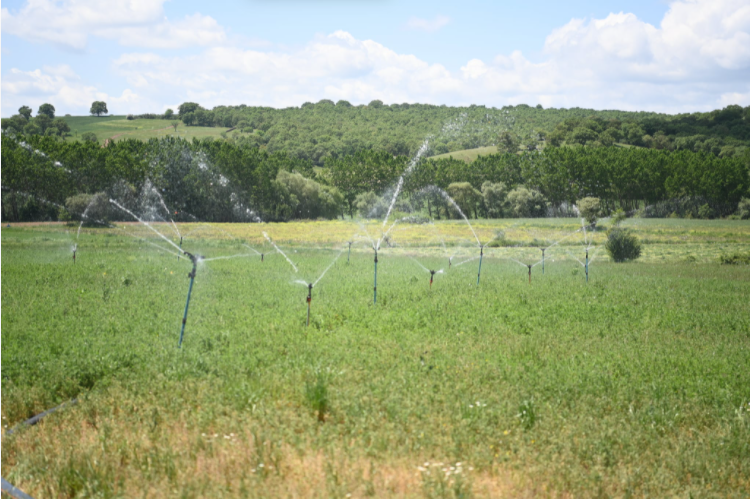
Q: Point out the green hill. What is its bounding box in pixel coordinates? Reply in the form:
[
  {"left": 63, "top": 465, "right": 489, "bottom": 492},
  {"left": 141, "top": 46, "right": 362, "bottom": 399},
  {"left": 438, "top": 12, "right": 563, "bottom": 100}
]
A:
[{"left": 63, "top": 116, "right": 229, "bottom": 144}]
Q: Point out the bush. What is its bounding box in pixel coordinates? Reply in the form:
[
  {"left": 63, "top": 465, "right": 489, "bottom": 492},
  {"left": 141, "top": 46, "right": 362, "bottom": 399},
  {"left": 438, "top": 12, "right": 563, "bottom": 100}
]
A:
[
  {"left": 738, "top": 198, "right": 750, "bottom": 220},
  {"left": 355, "top": 191, "right": 386, "bottom": 219},
  {"left": 605, "top": 228, "right": 641, "bottom": 262},
  {"left": 81, "top": 132, "right": 97, "bottom": 142},
  {"left": 698, "top": 203, "right": 714, "bottom": 219},
  {"left": 577, "top": 197, "right": 601, "bottom": 224},
  {"left": 719, "top": 252, "right": 750, "bottom": 265},
  {"left": 481, "top": 181, "right": 508, "bottom": 218},
  {"left": 65, "top": 192, "right": 110, "bottom": 224}
]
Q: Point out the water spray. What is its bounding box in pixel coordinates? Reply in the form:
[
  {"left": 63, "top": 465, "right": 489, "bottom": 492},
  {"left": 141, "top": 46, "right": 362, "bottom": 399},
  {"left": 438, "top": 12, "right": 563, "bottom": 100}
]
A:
[
  {"left": 449, "top": 257, "right": 452, "bottom": 269},
  {"left": 585, "top": 249, "right": 590, "bottom": 282},
  {"left": 306, "top": 283, "right": 313, "bottom": 327},
  {"left": 177, "top": 236, "right": 183, "bottom": 260},
  {"left": 429, "top": 270, "right": 436, "bottom": 288},
  {"left": 178, "top": 252, "right": 199, "bottom": 348},
  {"left": 476, "top": 246, "right": 484, "bottom": 286},
  {"left": 373, "top": 250, "right": 378, "bottom": 304}
]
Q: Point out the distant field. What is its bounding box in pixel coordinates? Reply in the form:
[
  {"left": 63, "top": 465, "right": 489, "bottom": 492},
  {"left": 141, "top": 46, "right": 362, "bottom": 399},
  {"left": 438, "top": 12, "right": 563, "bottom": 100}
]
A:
[
  {"left": 63, "top": 116, "right": 230, "bottom": 144},
  {"left": 430, "top": 146, "right": 499, "bottom": 162}
]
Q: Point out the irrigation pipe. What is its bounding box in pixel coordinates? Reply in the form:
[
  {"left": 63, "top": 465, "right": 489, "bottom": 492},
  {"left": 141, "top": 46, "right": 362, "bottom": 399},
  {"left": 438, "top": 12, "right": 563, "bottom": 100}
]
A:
[{"left": 2, "top": 399, "right": 78, "bottom": 499}]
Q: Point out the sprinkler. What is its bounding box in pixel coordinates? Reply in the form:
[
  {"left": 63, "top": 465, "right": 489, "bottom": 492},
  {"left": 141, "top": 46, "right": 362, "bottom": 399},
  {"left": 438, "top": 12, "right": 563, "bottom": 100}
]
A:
[
  {"left": 429, "top": 270, "right": 436, "bottom": 288},
  {"left": 72, "top": 244, "right": 76, "bottom": 264},
  {"left": 585, "top": 249, "right": 589, "bottom": 283},
  {"left": 306, "top": 283, "right": 313, "bottom": 327},
  {"left": 449, "top": 257, "right": 452, "bottom": 269},
  {"left": 373, "top": 250, "right": 378, "bottom": 304},
  {"left": 541, "top": 248, "right": 545, "bottom": 274},
  {"left": 178, "top": 236, "right": 183, "bottom": 260},
  {"left": 476, "top": 246, "right": 484, "bottom": 286},
  {"left": 178, "top": 252, "right": 199, "bottom": 348},
  {"left": 261, "top": 253, "right": 264, "bottom": 262},
  {"left": 347, "top": 241, "right": 352, "bottom": 263},
  {"left": 528, "top": 264, "right": 532, "bottom": 284}
]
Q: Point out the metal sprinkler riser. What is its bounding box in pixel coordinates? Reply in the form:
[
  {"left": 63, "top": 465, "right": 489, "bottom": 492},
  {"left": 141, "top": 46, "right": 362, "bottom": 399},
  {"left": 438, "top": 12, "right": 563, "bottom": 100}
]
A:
[{"left": 178, "top": 252, "right": 199, "bottom": 348}]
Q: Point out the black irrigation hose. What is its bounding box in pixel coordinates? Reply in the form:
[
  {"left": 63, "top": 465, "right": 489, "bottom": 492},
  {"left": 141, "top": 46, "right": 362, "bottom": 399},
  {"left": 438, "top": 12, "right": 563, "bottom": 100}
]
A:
[{"left": 2, "top": 399, "right": 77, "bottom": 499}]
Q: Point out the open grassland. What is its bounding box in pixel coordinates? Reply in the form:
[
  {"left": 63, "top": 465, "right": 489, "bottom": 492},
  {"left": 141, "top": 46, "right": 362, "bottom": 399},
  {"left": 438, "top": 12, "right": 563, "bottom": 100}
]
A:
[
  {"left": 430, "top": 146, "right": 499, "bottom": 162},
  {"left": 63, "top": 116, "right": 229, "bottom": 144},
  {"left": 2, "top": 219, "right": 749, "bottom": 498}
]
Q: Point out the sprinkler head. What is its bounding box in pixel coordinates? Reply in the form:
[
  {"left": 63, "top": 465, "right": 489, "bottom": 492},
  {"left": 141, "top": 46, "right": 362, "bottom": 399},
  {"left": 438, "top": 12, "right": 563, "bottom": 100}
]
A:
[
  {"left": 307, "top": 283, "right": 313, "bottom": 301},
  {"left": 261, "top": 253, "right": 264, "bottom": 262},
  {"left": 430, "top": 270, "right": 436, "bottom": 276},
  {"left": 374, "top": 250, "right": 378, "bottom": 263}
]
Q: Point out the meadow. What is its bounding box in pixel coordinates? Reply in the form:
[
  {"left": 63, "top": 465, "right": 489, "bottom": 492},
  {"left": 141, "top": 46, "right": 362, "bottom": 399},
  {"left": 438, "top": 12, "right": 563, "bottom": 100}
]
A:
[
  {"left": 62, "top": 116, "right": 230, "bottom": 144},
  {"left": 1, "top": 219, "right": 749, "bottom": 498}
]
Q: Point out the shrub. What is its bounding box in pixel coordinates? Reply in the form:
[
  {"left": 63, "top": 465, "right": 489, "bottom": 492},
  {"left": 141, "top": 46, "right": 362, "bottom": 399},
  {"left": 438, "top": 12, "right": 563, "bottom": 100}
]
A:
[
  {"left": 506, "top": 187, "right": 548, "bottom": 218},
  {"left": 698, "top": 203, "right": 714, "bottom": 219},
  {"left": 81, "top": 132, "right": 97, "bottom": 142},
  {"left": 481, "top": 181, "right": 509, "bottom": 218},
  {"left": 605, "top": 228, "right": 641, "bottom": 262},
  {"left": 577, "top": 197, "right": 601, "bottom": 224},
  {"left": 355, "top": 191, "right": 386, "bottom": 219},
  {"left": 719, "top": 252, "right": 750, "bottom": 265},
  {"left": 738, "top": 198, "right": 750, "bottom": 220},
  {"left": 65, "top": 192, "right": 110, "bottom": 224}
]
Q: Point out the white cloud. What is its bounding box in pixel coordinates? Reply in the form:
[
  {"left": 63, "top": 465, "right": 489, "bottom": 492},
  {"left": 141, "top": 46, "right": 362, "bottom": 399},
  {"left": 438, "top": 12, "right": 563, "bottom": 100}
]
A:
[
  {"left": 406, "top": 15, "right": 450, "bottom": 33},
  {"left": 1, "top": 0, "right": 226, "bottom": 50},
  {"left": 2, "top": 0, "right": 749, "bottom": 115},
  {"left": 1, "top": 65, "right": 147, "bottom": 116}
]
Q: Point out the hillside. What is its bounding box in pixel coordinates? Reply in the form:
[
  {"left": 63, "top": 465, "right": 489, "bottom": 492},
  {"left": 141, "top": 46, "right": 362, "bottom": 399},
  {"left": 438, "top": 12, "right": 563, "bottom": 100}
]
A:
[{"left": 63, "top": 116, "right": 229, "bottom": 144}]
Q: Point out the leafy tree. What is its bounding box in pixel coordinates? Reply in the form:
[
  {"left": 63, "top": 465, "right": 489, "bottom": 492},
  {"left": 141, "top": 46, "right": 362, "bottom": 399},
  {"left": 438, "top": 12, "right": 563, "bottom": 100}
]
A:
[
  {"left": 164, "top": 108, "right": 174, "bottom": 119},
  {"left": 507, "top": 187, "right": 548, "bottom": 217},
  {"left": 738, "top": 198, "right": 750, "bottom": 219},
  {"left": 18, "top": 105, "right": 32, "bottom": 119},
  {"left": 181, "top": 112, "right": 196, "bottom": 126},
  {"left": 481, "top": 181, "right": 509, "bottom": 218},
  {"left": 355, "top": 191, "right": 384, "bottom": 218},
  {"left": 178, "top": 102, "right": 200, "bottom": 116},
  {"left": 172, "top": 121, "right": 179, "bottom": 132},
  {"left": 81, "top": 132, "right": 98, "bottom": 142},
  {"left": 52, "top": 118, "right": 71, "bottom": 138},
  {"left": 497, "top": 131, "right": 521, "bottom": 153},
  {"left": 37, "top": 103, "right": 55, "bottom": 119},
  {"left": 90, "top": 101, "right": 108, "bottom": 116},
  {"left": 446, "top": 182, "right": 482, "bottom": 218},
  {"left": 577, "top": 197, "right": 601, "bottom": 224},
  {"left": 23, "top": 121, "right": 42, "bottom": 136}
]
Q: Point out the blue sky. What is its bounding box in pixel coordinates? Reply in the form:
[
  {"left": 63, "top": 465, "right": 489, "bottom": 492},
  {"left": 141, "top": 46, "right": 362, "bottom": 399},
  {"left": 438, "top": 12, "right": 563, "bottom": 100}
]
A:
[{"left": 2, "top": 0, "right": 749, "bottom": 116}]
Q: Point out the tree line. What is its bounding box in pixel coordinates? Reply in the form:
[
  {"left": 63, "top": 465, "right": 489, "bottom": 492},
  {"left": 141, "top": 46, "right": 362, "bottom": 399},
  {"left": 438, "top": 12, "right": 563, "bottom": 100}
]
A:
[{"left": 3, "top": 133, "right": 748, "bottom": 223}]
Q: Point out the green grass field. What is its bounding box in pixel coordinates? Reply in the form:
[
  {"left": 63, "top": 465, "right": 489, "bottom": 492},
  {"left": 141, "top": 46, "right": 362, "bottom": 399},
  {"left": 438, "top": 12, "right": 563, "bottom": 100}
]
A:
[
  {"left": 2, "top": 219, "right": 749, "bottom": 497},
  {"left": 430, "top": 146, "right": 499, "bottom": 162},
  {"left": 62, "top": 116, "right": 230, "bottom": 144}
]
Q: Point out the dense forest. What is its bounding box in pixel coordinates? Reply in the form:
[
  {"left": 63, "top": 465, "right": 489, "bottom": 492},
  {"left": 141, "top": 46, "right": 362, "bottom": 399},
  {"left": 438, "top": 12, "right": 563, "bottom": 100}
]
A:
[
  {"left": 3, "top": 132, "right": 748, "bottom": 224},
  {"left": 8, "top": 100, "right": 748, "bottom": 164}
]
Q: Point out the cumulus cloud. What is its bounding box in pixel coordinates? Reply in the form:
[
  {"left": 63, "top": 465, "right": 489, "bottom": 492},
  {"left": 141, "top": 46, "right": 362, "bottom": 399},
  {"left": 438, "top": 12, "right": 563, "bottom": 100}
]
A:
[
  {"left": 405, "top": 15, "right": 450, "bottom": 32},
  {"left": 1, "top": 65, "right": 147, "bottom": 116},
  {"left": 2, "top": 0, "right": 749, "bottom": 114},
  {"left": 1, "top": 0, "right": 226, "bottom": 50}
]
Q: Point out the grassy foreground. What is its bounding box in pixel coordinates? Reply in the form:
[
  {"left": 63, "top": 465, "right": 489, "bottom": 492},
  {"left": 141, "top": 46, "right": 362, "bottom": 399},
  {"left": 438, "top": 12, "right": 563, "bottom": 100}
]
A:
[{"left": 2, "top": 220, "right": 749, "bottom": 498}]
